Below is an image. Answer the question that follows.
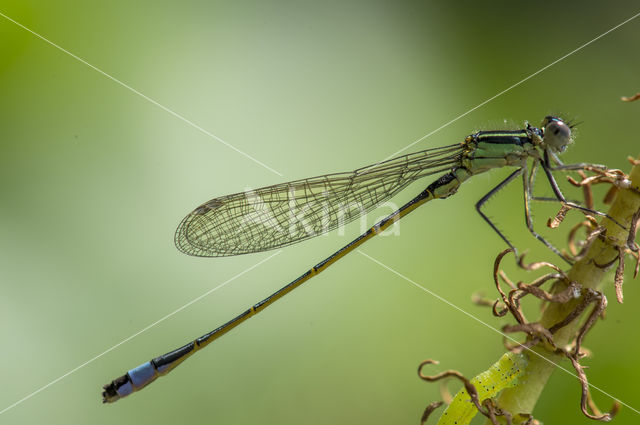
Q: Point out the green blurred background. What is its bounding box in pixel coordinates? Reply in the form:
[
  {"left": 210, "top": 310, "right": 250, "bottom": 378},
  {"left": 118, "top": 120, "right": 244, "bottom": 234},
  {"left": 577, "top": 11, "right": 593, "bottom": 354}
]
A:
[{"left": 1, "top": 1, "right": 639, "bottom": 424}]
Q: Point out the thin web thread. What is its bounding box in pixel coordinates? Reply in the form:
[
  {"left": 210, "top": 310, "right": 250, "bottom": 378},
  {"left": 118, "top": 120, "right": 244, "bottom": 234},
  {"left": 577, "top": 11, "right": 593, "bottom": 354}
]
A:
[
  {"left": 0, "top": 251, "right": 281, "bottom": 416},
  {"left": 382, "top": 10, "right": 640, "bottom": 162},
  {"left": 0, "top": 11, "right": 283, "bottom": 177}
]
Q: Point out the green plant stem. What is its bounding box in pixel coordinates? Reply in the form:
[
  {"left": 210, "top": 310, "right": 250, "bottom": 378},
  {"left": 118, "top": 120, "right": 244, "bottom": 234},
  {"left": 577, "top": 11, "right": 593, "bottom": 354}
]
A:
[{"left": 488, "top": 157, "right": 640, "bottom": 422}]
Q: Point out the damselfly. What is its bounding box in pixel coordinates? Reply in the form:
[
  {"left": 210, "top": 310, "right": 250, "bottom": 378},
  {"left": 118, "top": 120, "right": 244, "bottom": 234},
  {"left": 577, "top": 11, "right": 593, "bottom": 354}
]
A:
[{"left": 102, "top": 116, "right": 608, "bottom": 402}]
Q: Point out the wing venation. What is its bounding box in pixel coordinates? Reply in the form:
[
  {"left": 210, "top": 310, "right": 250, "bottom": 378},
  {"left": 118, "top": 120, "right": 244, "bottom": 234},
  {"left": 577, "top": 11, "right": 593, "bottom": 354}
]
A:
[{"left": 175, "top": 144, "right": 462, "bottom": 256}]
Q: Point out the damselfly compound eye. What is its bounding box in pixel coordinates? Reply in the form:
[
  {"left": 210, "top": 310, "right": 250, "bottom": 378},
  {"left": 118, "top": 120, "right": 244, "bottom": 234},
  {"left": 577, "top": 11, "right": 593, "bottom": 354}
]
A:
[{"left": 542, "top": 116, "right": 571, "bottom": 153}]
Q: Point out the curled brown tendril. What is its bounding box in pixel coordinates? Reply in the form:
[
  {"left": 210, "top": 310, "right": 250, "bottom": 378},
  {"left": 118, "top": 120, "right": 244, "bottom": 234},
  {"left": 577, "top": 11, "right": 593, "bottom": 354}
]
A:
[
  {"left": 417, "top": 359, "right": 481, "bottom": 411},
  {"left": 516, "top": 252, "right": 567, "bottom": 275},
  {"left": 626, "top": 207, "right": 640, "bottom": 280},
  {"left": 567, "top": 219, "right": 606, "bottom": 262},
  {"left": 416, "top": 359, "right": 528, "bottom": 425},
  {"left": 491, "top": 249, "right": 575, "bottom": 326},
  {"left": 621, "top": 92, "right": 640, "bottom": 102},
  {"left": 501, "top": 322, "right": 556, "bottom": 353},
  {"left": 593, "top": 237, "right": 639, "bottom": 303},
  {"left": 417, "top": 360, "right": 478, "bottom": 403},
  {"left": 563, "top": 354, "right": 620, "bottom": 421},
  {"left": 471, "top": 291, "right": 496, "bottom": 307},
  {"left": 558, "top": 167, "right": 640, "bottom": 302},
  {"left": 566, "top": 165, "right": 631, "bottom": 198},
  {"left": 488, "top": 248, "right": 617, "bottom": 420},
  {"left": 614, "top": 247, "right": 625, "bottom": 303},
  {"left": 547, "top": 203, "right": 572, "bottom": 229},
  {"left": 419, "top": 401, "right": 444, "bottom": 425}
]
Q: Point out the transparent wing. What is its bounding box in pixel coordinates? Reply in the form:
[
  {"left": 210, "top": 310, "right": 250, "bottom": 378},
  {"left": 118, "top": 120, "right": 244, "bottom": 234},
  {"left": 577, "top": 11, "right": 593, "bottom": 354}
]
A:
[{"left": 175, "top": 144, "right": 463, "bottom": 256}]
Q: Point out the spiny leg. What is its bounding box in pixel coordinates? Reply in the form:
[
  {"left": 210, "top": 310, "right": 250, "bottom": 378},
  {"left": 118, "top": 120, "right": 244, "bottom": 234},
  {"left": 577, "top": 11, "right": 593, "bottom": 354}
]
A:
[
  {"left": 528, "top": 160, "right": 581, "bottom": 204},
  {"left": 545, "top": 149, "right": 607, "bottom": 171},
  {"left": 530, "top": 158, "right": 618, "bottom": 225},
  {"left": 475, "top": 168, "right": 524, "bottom": 256},
  {"left": 522, "top": 160, "right": 572, "bottom": 264},
  {"left": 541, "top": 151, "right": 626, "bottom": 229},
  {"left": 553, "top": 163, "right": 607, "bottom": 171}
]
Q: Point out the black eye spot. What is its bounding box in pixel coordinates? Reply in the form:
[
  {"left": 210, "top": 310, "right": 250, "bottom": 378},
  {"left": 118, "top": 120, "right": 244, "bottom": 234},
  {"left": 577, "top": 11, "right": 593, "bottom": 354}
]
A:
[{"left": 553, "top": 128, "right": 559, "bottom": 135}]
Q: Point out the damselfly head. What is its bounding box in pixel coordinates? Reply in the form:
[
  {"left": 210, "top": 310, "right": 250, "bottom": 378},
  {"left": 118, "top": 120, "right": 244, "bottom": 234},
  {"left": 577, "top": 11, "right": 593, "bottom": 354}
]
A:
[{"left": 541, "top": 115, "right": 572, "bottom": 153}]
